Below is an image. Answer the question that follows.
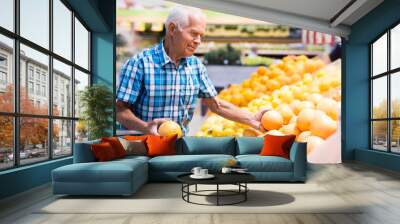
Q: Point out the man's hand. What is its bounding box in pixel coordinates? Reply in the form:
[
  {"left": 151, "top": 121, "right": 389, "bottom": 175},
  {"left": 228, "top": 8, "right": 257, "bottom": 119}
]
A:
[{"left": 143, "top": 118, "right": 170, "bottom": 135}]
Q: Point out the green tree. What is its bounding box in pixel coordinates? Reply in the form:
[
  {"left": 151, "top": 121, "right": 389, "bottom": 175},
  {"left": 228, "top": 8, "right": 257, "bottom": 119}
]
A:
[{"left": 79, "top": 84, "right": 113, "bottom": 140}]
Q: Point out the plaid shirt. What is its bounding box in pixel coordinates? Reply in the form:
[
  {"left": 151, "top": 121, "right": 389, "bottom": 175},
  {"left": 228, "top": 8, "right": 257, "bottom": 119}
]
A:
[{"left": 117, "top": 41, "right": 217, "bottom": 134}]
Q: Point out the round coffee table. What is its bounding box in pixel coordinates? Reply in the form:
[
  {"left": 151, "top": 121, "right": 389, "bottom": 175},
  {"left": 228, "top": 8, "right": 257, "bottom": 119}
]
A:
[{"left": 177, "top": 173, "right": 255, "bottom": 206}]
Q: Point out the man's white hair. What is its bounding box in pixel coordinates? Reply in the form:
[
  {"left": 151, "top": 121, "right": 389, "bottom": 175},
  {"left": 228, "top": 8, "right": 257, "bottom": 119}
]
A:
[{"left": 165, "top": 5, "right": 205, "bottom": 32}]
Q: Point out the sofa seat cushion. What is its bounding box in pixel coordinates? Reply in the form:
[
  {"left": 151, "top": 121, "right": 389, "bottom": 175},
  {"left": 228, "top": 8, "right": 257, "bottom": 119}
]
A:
[
  {"left": 236, "top": 155, "right": 293, "bottom": 172},
  {"left": 53, "top": 159, "right": 147, "bottom": 183},
  {"left": 149, "top": 154, "right": 235, "bottom": 172}
]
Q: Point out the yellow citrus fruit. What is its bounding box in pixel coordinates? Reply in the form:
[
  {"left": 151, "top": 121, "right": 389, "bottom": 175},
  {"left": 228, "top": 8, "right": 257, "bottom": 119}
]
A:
[
  {"left": 290, "top": 100, "right": 301, "bottom": 113},
  {"left": 158, "top": 121, "right": 183, "bottom": 138},
  {"left": 293, "top": 101, "right": 315, "bottom": 115},
  {"left": 319, "top": 78, "right": 331, "bottom": 92},
  {"left": 222, "top": 128, "right": 236, "bottom": 136},
  {"left": 291, "top": 73, "right": 302, "bottom": 83},
  {"left": 296, "top": 108, "right": 316, "bottom": 131},
  {"left": 266, "top": 79, "right": 281, "bottom": 91},
  {"left": 242, "top": 79, "right": 251, "bottom": 88},
  {"left": 303, "top": 73, "right": 313, "bottom": 84},
  {"left": 257, "top": 66, "right": 267, "bottom": 76},
  {"left": 307, "top": 93, "right": 323, "bottom": 106},
  {"left": 289, "top": 115, "right": 297, "bottom": 124},
  {"left": 243, "top": 128, "right": 263, "bottom": 137},
  {"left": 279, "top": 89, "right": 294, "bottom": 103},
  {"left": 310, "top": 111, "right": 337, "bottom": 139},
  {"left": 316, "top": 98, "right": 339, "bottom": 120},
  {"left": 265, "top": 129, "right": 284, "bottom": 136},
  {"left": 276, "top": 104, "right": 294, "bottom": 124},
  {"left": 277, "top": 75, "right": 291, "bottom": 86},
  {"left": 279, "top": 123, "right": 300, "bottom": 136},
  {"left": 261, "top": 110, "right": 284, "bottom": 131}
]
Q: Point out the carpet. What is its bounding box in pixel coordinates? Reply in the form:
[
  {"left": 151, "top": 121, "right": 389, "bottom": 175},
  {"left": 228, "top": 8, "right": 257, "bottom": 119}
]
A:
[{"left": 38, "top": 183, "right": 362, "bottom": 214}]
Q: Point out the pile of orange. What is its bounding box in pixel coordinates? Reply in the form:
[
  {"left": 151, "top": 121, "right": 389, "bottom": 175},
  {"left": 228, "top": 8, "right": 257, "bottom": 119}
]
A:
[{"left": 196, "top": 56, "right": 341, "bottom": 154}]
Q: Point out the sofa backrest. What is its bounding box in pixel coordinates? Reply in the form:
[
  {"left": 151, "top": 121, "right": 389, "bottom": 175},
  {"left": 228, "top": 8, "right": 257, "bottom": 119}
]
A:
[
  {"left": 178, "top": 136, "right": 236, "bottom": 155},
  {"left": 236, "top": 137, "right": 264, "bottom": 155},
  {"left": 73, "top": 140, "right": 100, "bottom": 163}
]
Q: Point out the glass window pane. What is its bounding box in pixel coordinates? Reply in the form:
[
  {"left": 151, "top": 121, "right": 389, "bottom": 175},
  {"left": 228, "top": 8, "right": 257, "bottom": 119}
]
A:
[
  {"left": 391, "top": 120, "right": 400, "bottom": 153},
  {"left": 20, "top": 117, "right": 49, "bottom": 165},
  {"left": 75, "top": 18, "right": 89, "bottom": 70},
  {"left": 53, "top": 0, "right": 72, "bottom": 60},
  {"left": 372, "top": 121, "right": 388, "bottom": 151},
  {"left": 75, "top": 120, "right": 88, "bottom": 143},
  {"left": 53, "top": 59, "right": 72, "bottom": 117},
  {"left": 0, "top": 35, "right": 14, "bottom": 113},
  {"left": 20, "top": 0, "right": 49, "bottom": 49},
  {"left": 391, "top": 72, "right": 400, "bottom": 118},
  {"left": 372, "top": 77, "right": 387, "bottom": 119},
  {"left": 74, "top": 69, "right": 89, "bottom": 118},
  {"left": 0, "top": 116, "right": 14, "bottom": 170},
  {"left": 391, "top": 24, "right": 400, "bottom": 70},
  {"left": 0, "top": 0, "right": 14, "bottom": 31},
  {"left": 20, "top": 44, "right": 49, "bottom": 115},
  {"left": 53, "top": 119, "right": 72, "bottom": 157},
  {"left": 372, "top": 33, "right": 387, "bottom": 76}
]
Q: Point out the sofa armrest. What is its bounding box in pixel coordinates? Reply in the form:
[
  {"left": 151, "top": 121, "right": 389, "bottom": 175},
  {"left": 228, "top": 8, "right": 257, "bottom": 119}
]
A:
[
  {"left": 73, "top": 140, "right": 100, "bottom": 163},
  {"left": 289, "top": 142, "right": 307, "bottom": 181}
]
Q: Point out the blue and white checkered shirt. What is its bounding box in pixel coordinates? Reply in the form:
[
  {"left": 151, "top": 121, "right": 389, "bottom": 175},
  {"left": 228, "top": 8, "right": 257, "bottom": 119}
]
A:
[{"left": 117, "top": 41, "right": 217, "bottom": 134}]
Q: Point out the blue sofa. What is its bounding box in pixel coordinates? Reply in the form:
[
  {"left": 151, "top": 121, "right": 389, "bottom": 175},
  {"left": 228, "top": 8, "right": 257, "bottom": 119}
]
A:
[{"left": 52, "top": 137, "right": 306, "bottom": 196}]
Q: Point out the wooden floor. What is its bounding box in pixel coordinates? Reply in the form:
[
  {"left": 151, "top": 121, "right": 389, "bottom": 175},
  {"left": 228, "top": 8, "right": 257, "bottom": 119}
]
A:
[{"left": 1, "top": 162, "right": 400, "bottom": 224}]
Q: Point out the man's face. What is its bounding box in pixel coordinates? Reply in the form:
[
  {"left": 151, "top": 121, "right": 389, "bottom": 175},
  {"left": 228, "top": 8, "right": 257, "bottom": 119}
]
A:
[{"left": 172, "top": 15, "right": 206, "bottom": 58}]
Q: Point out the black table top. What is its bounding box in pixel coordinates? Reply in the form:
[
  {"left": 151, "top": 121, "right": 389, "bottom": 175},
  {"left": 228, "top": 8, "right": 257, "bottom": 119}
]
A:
[{"left": 177, "top": 172, "right": 255, "bottom": 185}]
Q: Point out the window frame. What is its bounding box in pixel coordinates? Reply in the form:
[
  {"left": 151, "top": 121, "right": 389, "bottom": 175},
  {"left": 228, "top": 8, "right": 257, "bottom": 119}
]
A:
[
  {"left": 0, "top": 0, "right": 92, "bottom": 171},
  {"left": 370, "top": 20, "right": 400, "bottom": 154}
]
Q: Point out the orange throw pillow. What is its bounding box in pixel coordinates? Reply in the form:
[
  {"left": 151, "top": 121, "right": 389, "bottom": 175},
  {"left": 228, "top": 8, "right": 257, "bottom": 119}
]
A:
[
  {"left": 101, "top": 137, "right": 126, "bottom": 158},
  {"left": 260, "top": 134, "right": 296, "bottom": 159},
  {"left": 91, "top": 142, "right": 117, "bottom": 161},
  {"left": 146, "top": 134, "right": 177, "bottom": 157}
]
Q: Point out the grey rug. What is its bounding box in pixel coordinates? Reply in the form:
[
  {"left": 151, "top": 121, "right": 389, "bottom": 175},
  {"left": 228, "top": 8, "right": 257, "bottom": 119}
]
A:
[{"left": 38, "top": 183, "right": 362, "bottom": 214}]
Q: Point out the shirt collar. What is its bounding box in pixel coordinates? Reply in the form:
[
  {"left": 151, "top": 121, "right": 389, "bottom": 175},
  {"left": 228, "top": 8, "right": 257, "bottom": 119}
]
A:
[{"left": 158, "top": 40, "right": 188, "bottom": 67}]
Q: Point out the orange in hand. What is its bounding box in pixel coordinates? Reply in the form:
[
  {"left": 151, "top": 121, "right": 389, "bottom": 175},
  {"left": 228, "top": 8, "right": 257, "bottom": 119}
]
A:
[
  {"left": 261, "top": 110, "right": 284, "bottom": 131},
  {"left": 158, "top": 121, "right": 183, "bottom": 138}
]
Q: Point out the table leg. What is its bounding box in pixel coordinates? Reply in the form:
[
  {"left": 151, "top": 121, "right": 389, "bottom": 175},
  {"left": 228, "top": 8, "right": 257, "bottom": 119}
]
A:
[
  {"left": 195, "top": 184, "right": 197, "bottom": 192},
  {"left": 217, "top": 184, "right": 219, "bottom": 206},
  {"left": 187, "top": 184, "right": 190, "bottom": 202},
  {"left": 181, "top": 184, "right": 183, "bottom": 199},
  {"left": 245, "top": 183, "right": 247, "bottom": 201}
]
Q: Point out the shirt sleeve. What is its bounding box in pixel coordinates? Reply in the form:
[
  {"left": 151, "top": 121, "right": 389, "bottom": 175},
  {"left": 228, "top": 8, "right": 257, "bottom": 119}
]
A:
[
  {"left": 198, "top": 63, "right": 217, "bottom": 98},
  {"left": 116, "top": 58, "right": 144, "bottom": 105}
]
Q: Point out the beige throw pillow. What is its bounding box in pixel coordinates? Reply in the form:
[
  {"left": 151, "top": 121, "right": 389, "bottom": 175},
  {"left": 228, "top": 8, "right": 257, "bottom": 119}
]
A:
[{"left": 118, "top": 137, "right": 147, "bottom": 156}]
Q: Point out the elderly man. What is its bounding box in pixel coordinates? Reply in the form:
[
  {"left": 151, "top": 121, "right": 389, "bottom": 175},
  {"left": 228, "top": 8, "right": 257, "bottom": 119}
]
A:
[{"left": 116, "top": 6, "right": 266, "bottom": 135}]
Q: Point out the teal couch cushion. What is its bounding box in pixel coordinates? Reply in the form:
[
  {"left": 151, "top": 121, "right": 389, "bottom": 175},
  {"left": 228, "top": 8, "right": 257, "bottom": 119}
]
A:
[
  {"left": 148, "top": 154, "right": 235, "bottom": 172},
  {"left": 236, "top": 155, "right": 293, "bottom": 172},
  {"left": 53, "top": 159, "right": 147, "bottom": 183},
  {"left": 180, "top": 137, "right": 235, "bottom": 155},
  {"left": 52, "top": 157, "right": 148, "bottom": 195},
  {"left": 236, "top": 137, "right": 264, "bottom": 155}
]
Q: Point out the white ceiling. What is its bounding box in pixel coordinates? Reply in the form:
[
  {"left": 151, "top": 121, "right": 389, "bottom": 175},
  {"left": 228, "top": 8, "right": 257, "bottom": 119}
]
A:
[{"left": 170, "top": 0, "right": 384, "bottom": 37}]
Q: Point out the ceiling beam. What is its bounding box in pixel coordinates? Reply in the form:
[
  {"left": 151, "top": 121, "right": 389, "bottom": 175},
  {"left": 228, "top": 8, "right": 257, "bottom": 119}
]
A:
[
  {"left": 330, "top": 0, "right": 368, "bottom": 28},
  {"left": 170, "top": 0, "right": 351, "bottom": 37}
]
